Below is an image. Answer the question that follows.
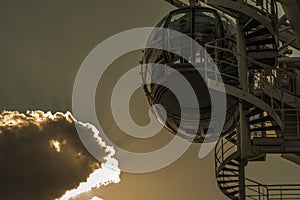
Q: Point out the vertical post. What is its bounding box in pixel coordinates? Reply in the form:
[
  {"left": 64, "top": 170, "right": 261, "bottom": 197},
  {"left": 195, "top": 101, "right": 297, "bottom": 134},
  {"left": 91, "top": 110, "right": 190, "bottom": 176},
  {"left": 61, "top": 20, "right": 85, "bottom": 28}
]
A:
[
  {"left": 297, "top": 109, "right": 300, "bottom": 137},
  {"left": 236, "top": 22, "right": 248, "bottom": 92},
  {"left": 236, "top": 17, "right": 252, "bottom": 200},
  {"left": 189, "top": 0, "right": 198, "bottom": 7},
  {"left": 258, "top": 184, "right": 261, "bottom": 200},
  {"left": 236, "top": 18, "right": 252, "bottom": 159},
  {"left": 296, "top": 70, "right": 300, "bottom": 96},
  {"left": 238, "top": 160, "right": 247, "bottom": 200}
]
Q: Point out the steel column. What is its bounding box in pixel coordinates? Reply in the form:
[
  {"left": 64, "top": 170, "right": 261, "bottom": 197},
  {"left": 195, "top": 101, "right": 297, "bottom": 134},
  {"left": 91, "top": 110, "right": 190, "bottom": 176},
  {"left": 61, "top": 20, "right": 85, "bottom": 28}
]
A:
[
  {"left": 237, "top": 18, "right": 252, "bottom": 159},
  {"left": 237, "top": 17, "right": 251, "bottom": 200}
]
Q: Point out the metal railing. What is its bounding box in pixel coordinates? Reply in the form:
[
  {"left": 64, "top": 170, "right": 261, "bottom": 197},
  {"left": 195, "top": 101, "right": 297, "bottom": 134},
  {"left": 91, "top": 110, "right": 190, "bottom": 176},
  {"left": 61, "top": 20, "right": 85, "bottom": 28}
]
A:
[
  {"left": 205, "top": 36, "right": 300, "bottom": 138},
  {"left": 205, "top": 37, "right": 284, "bottom": 120},
  {"left": 215, "top": 132, "right": 238, "bottom": 173},
  {"left": 215, "top": 132, "right": 240, "bottom": 198},
  {"left": 216, "top": 133, "right": 300, "bottom": 200},
  {"left": 267, "top": 185, "right": 300, "bottom": 200},
  {"left": 246, "top": 182, "right": 300, "bottom": 200},
  {"left": 244, "top": 0, "right": 278, "bottom": 32},
  {"left": 282, "top": 108, "right": 300, "bottom": 137},
  {"left": 245, "top": 178, "right": 269, "bottom": 200},
  {"left": 245, "top": 0, "right": 277, "bottom": 17},
  {"left": 275, "top": 68, "right": 298, "bottom": 95}
]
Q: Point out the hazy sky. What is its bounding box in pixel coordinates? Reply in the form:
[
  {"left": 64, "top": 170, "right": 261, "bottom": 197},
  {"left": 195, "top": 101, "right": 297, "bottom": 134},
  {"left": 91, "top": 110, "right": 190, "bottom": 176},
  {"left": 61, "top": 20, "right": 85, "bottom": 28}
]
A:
[{"left": 1, "top": 1, "right": 300, "bottom": 200}]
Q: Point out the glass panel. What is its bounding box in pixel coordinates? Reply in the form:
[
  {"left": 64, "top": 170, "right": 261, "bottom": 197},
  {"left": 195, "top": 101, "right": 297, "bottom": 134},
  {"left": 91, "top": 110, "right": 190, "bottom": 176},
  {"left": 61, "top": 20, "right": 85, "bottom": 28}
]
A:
[
  {"left": 194, "top": 11, "right": 219, "bottom": 45},
  {"left": 193, "top": 10, "right": 220, "bottom": 63},
  {"left": 156, "top": 15, "right": 168, "bottom": 28},
  {"left": 277, "top": 69, "right": 297, "bottom": 94},
  {"left": 143, "top": 15, "right": 168, "bottom": 86},
  {"left": 167, "top": 11, "right": 192, "bottom": 35},
  {"left": 147, "top": 16, "right": 168, "bottom": 48},
  {"left": 166, "top": 10, "right": 192, "bottom": 64},
  {"left": 219, "top": 14, "right": 236, "bottom": 36}
]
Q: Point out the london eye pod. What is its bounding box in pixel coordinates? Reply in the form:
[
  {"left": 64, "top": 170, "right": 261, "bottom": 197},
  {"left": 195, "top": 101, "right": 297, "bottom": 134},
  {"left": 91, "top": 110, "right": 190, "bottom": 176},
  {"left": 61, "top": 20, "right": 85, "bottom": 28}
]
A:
[{"left": 141, "top": 6, "right": 239, "bottom": 143}]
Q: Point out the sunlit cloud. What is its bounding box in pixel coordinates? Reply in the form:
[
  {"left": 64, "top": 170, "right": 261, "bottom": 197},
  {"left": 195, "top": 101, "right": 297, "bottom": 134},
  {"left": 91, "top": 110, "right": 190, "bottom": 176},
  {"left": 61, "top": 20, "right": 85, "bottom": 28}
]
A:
[
  {"left": 49, "top": 139, "right": 63, "bottom": 152},
  {"left": 0, "top": 110, "right": 121, "bottom": 200},
  {"left": 91, "top": 196, "right": 103, "bottom": 200},
  {"left": 58, "top": 118, "right": 121, "bottom": 200}
]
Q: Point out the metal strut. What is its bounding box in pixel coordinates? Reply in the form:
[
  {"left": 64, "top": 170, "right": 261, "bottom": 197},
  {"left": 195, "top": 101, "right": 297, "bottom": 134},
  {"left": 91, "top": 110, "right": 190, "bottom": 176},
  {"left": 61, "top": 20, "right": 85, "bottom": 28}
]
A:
[
  {"left": 164, "top": 0, "right": 188, "bottom": 8},
  {"left": 189, "top": 0, "right": 200, "bottom": 7}
]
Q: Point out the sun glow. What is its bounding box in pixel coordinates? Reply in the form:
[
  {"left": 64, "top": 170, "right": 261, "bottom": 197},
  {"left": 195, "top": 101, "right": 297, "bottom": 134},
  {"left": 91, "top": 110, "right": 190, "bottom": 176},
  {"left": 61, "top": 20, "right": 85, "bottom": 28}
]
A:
[{"left": 49, "top": 140, "right": 62, "bottom": 152}]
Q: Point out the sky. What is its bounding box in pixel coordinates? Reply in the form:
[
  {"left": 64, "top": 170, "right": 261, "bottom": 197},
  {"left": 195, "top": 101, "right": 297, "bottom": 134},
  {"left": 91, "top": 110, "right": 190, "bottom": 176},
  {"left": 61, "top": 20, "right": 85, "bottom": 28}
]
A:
[{"left": 1, "top": 0, "right": 300, "bottom": 200}]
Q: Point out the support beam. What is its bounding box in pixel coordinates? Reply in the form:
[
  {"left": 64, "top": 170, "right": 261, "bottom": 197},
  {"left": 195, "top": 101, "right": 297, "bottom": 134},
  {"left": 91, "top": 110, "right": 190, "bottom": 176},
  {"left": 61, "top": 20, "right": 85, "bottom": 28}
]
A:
[
  {"left": 282, "top": 154, "right": 300, "bottom": 165},
  {"left": 164, "top": 0, "right": 188, "bottom": 8},
  {"left": 297, "top": 70, "right": 300, "bottom": 96},
  {"left": 189, "top": 0, "right": 201, "bottom": 7},
  {"left": 237, "top": 19, "right": 252, "bottom": 159},
  {"left": 278, "top": 14, "right": 287, "bottom": 27},
  {"left": 252, "top": 137, "right": 300, "bottom": 154},
  {"left": 236, "top": 19, "right": 251, "bottom": 200},
  {"left": 239, "top": 162, "right": 246, "bottom": 200},
  {"left": 278, "top": 57, "right": 300, "bottom": 64},
  {"left": 279, "top": 37, "right": 297, "bottom": 52},
  {"left": 279, "top": 0, "right": 300, "bottom": 43},
  {"left": 279, "top": 25, "right": 292, "bottom": 33}
]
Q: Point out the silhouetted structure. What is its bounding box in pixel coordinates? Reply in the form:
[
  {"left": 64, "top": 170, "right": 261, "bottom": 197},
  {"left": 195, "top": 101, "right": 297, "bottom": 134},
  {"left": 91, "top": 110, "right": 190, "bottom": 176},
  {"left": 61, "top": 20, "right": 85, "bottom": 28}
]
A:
[{"left": 141, "top": 0, "right": 300, "bottom": 199}]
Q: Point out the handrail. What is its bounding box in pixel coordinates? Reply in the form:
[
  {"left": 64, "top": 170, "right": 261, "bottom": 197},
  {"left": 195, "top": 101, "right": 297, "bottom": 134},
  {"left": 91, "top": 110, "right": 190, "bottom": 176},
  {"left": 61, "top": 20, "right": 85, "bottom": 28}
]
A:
[
  {"left": 209, "top": 1, "right": 299, "bottom": 200},
  {"left": 215, "top": 131, "right": 238, "bottom": 175},
  {"left": 244, "top": 0, "right": 278, "bottom": 31},
  {"left": 216, "top": 132, "right": 300, "bottom": 200},
  {"left": 282, "top": 108, "right": 300, "bottom": 137},
  {"left": 205, "top": 37, "right": 285, "bottom": 126},
  {"left": 246, "top": 182, "right": 300, "bottom": 199}
]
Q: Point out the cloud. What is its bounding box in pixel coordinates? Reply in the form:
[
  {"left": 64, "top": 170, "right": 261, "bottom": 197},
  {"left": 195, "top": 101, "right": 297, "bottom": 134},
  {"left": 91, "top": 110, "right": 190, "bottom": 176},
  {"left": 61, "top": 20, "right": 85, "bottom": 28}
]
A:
[
  {"left": 90, "top": 197, "right": 103, "bottom": 200},
  {"left": 0, "top": 110, "right": 120, "bottom": 200}
]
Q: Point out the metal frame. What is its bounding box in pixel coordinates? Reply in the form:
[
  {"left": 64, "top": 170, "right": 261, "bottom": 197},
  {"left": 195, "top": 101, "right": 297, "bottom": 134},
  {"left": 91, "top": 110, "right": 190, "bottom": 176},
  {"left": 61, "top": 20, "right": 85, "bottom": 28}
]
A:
[{"left": 160, "top": 0, "right": 300, "bottom": 199}]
